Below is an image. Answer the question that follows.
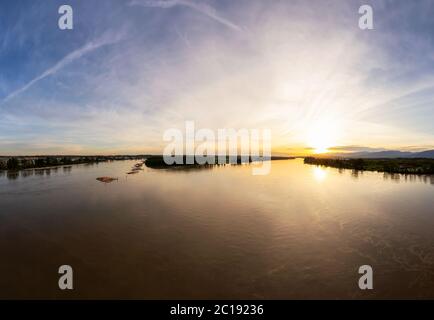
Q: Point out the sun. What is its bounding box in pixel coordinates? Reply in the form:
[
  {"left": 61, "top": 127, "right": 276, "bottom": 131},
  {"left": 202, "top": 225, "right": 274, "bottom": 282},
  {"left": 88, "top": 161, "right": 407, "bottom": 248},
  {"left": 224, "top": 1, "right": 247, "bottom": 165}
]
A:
[
  {"left": 307, "top": 122, "right": 339, "bottom": 154},
  {"left": 310, "top": 135, "right": 332, "bottom": 154},
  {"left": 313, "top": 145, "right": 330, "bottom": 154}
]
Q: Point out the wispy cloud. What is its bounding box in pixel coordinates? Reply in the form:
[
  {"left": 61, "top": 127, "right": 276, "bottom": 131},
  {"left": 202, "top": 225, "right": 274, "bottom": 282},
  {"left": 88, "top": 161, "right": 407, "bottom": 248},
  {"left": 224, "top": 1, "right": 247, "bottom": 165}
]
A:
[
  {"left": 1, "top": 34, "right": 122, "bottom": 104},
  {"left": 2, "top": 0, "right": 434, "bottom": 155},
  {"left": 129, "top": 0, "right": 243, "bottom": 32}
]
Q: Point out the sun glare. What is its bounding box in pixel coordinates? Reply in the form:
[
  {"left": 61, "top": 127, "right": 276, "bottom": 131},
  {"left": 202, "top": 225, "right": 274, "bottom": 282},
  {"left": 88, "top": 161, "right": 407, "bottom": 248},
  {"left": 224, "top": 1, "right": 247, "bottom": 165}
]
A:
[
  {"left": 314, "top": 147, "right": 329, "bottom": 154},
  {"left": 307, "top": 122, "right": 339, "bottom": 154}
]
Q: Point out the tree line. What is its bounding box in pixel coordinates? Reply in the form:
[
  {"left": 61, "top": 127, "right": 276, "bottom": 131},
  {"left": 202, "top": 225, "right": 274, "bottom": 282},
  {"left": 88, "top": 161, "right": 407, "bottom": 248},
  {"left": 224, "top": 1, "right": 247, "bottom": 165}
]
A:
[{"left": 304, "top": 157, "right": 434, "bottom": 174}]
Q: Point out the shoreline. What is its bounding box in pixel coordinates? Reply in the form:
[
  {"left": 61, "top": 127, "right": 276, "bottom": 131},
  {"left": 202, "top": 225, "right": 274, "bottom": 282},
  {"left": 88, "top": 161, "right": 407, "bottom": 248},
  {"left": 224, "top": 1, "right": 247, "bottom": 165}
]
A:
[
  {"left": 0, "top": 155, "right": 147, "bottom": 172},
  {"left": 304, "top": 157, "right": 434, "bottom": 175},
  {"left": 144, "top": 156, "right": 295, "bottom": 169}
]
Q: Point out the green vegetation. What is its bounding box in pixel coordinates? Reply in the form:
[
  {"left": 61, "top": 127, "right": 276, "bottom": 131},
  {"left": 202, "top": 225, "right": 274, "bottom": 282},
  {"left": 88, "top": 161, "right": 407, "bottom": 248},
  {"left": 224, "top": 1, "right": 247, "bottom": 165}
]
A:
[
  {"left": 0, "top": 154, "right": 295, "bottom": 172},
  {"left": 304, "top": 157, "right": 434, "bottom": 174},
  {"left": 6, "top": 158, "right": 19, "bottom": 170},
  {"left": 145, "top": 155, "right": 294, "bottom": 169},
  {"left": 0, "top": 155, "right": 147, "bottom": 171},
  {"left": 145, "top": 156, "right": 216, "bottom": 169}
]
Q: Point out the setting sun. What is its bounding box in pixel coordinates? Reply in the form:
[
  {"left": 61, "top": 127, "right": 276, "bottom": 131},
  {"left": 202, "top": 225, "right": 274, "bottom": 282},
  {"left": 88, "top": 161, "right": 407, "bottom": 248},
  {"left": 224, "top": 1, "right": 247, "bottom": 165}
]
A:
[
  {"left": 312, "top": 142, "right": 330, "bottom": 154},
  {"left": 307, "top": 122, "right": 339, "bottom": 154},
  {"left": 314, "top": 147, "right": 329, "bottom": 154}
]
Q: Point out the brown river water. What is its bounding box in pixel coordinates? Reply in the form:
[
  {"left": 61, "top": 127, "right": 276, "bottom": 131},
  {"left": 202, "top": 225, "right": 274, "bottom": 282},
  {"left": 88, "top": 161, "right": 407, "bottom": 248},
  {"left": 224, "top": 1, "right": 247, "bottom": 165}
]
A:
[{"left": 0, "top": 159, "right": 433, "bottom": 299}]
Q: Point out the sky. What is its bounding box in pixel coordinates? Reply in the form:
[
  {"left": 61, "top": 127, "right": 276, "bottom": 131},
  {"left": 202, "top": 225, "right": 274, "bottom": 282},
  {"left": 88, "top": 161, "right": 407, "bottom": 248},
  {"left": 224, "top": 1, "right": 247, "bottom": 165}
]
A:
[{"left": 0, "top": 0, "right": 434, "bottom": 156}]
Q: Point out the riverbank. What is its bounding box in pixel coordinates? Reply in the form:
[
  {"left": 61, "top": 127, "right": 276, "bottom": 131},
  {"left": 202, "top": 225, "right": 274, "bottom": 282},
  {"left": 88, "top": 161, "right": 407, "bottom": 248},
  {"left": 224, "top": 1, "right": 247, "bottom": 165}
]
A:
[
  {"left": 0, "top": 155, "right": 147, "bottom": 171},
  {"left": 304, "top": 157, "right": 434, "bottom": 174},
  {"left": 145, "top": 156, "right": 295, "bottom": 169}
]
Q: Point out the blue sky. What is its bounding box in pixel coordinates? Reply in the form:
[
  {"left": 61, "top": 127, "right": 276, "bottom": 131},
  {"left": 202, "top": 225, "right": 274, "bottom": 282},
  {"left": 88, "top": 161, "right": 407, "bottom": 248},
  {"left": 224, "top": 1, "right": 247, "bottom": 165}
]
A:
[{"left": 0, "top": 0, "right": 434, "bottom": 155}]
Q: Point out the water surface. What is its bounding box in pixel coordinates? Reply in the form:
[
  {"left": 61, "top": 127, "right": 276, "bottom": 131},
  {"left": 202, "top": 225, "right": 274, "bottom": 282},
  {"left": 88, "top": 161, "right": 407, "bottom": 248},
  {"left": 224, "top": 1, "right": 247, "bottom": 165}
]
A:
[{"left": 1, "top": 159, "right": 433, "bottom": 299}]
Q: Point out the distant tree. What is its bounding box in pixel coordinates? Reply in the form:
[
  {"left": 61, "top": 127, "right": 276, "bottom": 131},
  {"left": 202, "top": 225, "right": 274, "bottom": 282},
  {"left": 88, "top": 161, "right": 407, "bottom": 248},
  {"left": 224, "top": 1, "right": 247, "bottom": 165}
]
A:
[
  {"left": 62, "top": 157, "right": 71, "bottom": 165},
  {"left": 353, "top": 159, "right": 365, "bottom": 170},
  {"left": 7, "top": 157, "right": 19, "bottom": 170},
  {"left": 35, "top": 158, "right": 45, "bottom": 167},
  {"left": 20, "top": 159, "right": 33, "bottom": 169}
]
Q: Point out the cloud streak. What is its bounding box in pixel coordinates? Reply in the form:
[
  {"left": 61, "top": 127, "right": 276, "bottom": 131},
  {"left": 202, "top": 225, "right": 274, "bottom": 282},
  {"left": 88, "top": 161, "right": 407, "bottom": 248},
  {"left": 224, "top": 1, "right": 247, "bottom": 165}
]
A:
[
  {"left": 129, "top": 0, "right": 243, "bottom": 32},
  {"left": 1, "top": 34, "right": 121, "bottom": 104}
]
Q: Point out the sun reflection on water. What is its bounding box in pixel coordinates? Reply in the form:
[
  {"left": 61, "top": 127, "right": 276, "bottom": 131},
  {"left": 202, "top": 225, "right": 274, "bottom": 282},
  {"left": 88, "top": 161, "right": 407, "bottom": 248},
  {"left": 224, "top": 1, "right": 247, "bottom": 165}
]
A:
[{"left": 313, "top": 166, "right": 327, "bottom": 182}]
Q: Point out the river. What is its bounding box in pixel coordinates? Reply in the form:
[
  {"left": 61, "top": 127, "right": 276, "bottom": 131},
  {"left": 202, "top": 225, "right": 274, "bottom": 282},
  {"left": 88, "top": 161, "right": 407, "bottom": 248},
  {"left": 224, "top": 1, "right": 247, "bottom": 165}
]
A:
[{"left": 0, "top": 159, "right": 433, "bottom": 298}]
